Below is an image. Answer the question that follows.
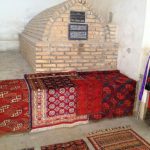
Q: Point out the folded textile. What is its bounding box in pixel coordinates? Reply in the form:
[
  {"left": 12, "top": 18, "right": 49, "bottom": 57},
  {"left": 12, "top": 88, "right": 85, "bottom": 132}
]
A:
[
  {"left": 105, "top": 72, "right": 136, "bottom": 117},
  {"left": 88, "top": 71, "right": 136, "bottom": 120}
]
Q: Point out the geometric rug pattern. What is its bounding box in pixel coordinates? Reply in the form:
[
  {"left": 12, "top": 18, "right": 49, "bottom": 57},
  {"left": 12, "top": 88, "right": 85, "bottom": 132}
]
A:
[
  {"left": 0, "top": 79, "right": 29, "bottom": 136},
  {"left": 41, "top": 139, "right": 89, "bottom": 150},
  {"left": 87, "top": 126, "right": 150, "bottom": 150}
]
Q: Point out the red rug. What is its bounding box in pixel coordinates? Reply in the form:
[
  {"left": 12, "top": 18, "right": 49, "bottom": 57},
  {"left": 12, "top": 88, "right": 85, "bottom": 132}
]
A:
[
  {"left": 25, "top": 73, "right": 88, "bottom": 129},
  {"left": 0, "top": 80, "right": 30, "bottom": 136},
  {"left": 0, "top": 70, "right": 136, "bottom": 135},
  {"left": 41, "top": 139, "right": 89, "bottom": 150},
  {"left": 73, "top": 77, "right": 102, "bottom": 115},
  {"left": 78, "top": 71, "right": 136, "bottom": 120}
]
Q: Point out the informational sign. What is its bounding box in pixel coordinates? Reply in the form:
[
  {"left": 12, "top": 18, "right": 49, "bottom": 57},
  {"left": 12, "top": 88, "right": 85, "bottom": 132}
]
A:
[
  {"left": 69, "top": 24, "right": 88, "bottom": 40},
  {"left": 70, "top": 11, "right": 85, "bottom": 23}
]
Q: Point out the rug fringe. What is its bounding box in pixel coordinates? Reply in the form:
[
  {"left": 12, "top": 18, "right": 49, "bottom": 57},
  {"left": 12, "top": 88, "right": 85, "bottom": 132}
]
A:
[
  {"left": 87, "top": 125, "right": 131, "bottom": 136},
  {"left": 31, "top": 121, "right": 89, "bottom": 133}
]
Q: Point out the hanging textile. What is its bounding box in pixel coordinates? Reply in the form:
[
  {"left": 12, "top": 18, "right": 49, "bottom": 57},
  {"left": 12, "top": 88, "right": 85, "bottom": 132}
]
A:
[
  {"left": 139, "top": 56, "right": 150, "bottom": 101},
  {"left": 145, "top": 69, "right": 150, "bottom": 125},
  {"left": 139, "top": 56, "right": 150, "bottom": 125}
]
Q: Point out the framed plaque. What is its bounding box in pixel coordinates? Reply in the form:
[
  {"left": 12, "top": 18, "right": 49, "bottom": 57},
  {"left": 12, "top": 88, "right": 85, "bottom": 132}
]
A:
[
  {"left": 70, "top": 11, "right": 85, "bottom": 23},
  {"left": 69, "top": 24, "right": 88, "bottom": 40}
]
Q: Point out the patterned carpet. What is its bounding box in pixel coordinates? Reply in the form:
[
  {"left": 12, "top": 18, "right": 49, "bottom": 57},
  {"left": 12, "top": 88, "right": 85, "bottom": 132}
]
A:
[
  {"left": 87, "top": 126, "right": 150, "bottom": 150},
  {"left": 0, "top": 70, "right": 137, "bottom": 135},
  {"left": 25, "top": 70, "right": 136, "bottom": 129},
  {"left": 41, "top": 139, "right": 89, "bottom": 150},
  {"left": 78, "top": 71, "right": 136, "bottom": 120},
  {"left": 25, "top": 72, "right": 88, "bottom": 129},
  {"left": 0, "top": 80, "right": 30, "bottom": 136}
]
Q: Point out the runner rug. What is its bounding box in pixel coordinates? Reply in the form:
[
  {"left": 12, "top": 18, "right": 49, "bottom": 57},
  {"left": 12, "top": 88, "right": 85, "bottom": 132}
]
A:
[
  {"left": 41, "top": 139, "right": 89, "bottom": 150},
  {"left": 0, "top": 80, "right": 29, "bottom": 136},
  {"left": 87, "top": 126, "right": 150, "bottom": 150}
]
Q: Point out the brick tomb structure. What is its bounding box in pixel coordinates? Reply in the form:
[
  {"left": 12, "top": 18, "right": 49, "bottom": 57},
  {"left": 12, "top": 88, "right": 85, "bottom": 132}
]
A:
[{"left": 20, "top": 0, "right": 119, "bottom": 73}]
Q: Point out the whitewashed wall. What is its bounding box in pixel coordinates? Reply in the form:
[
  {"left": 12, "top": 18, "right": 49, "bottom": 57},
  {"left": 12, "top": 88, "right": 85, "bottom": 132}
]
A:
[
  {"left": 142, "top": 0, "right": 150, "bottom": 49},
  {"left": 140, "top": 0, "right": 150, "bottom": 74},
  {"left": 89, "top": 0, "right": 147, "bottom": 80},
  {"left": 0, "top": 0, "right": 148, "bottom": 80},
  {"left": 138, "top": 0, "right": 150, "bottom": 119},
  {"left": 0, "top": 0, "right": 65, "bottom": 51}
]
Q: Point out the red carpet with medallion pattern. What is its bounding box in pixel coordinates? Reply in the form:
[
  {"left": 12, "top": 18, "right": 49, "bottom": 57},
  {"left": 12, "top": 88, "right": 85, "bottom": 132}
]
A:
[
  {"left": 0, "top": 70, "right": 136, "bottom": 136},
  {"left": 24, "top": 72, "right": 88, "bottom": 129}
]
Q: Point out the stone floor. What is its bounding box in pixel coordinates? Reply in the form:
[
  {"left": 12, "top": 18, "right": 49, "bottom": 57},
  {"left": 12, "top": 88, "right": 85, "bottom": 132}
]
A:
[
  {"left": 0, "top": 51, "right": 150, "bottom": 150},
  {"left": 0, "top": 51, "right": 32, "bottom": 80}
]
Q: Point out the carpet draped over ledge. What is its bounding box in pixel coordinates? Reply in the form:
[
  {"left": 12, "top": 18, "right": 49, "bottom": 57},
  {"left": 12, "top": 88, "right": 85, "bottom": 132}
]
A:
[{"left": 0, "top": 70, "right": 136, "bottom": 135}]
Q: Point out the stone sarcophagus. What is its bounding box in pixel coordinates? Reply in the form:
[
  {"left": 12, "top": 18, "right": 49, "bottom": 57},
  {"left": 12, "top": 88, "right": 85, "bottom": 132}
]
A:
[{"left": 20, "top": 0, "right": 119, "bottom": 73}]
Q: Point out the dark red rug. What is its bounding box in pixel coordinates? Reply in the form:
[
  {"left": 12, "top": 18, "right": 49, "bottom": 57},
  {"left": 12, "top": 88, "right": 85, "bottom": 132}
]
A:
[
  {"left": 41, "top": 139, "right": 89, "bottom": 150},
  {"left": 78, "top": 71, "right": 136, "bottom": 120},
  {"left": 73, "top": 77, "right": 102, "bottom": 116},
  {"left": 0, "top": 80, "right": 30, "bottom": 136}
]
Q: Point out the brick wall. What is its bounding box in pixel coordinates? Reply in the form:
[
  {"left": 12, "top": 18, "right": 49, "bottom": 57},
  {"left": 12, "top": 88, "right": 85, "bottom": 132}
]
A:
[{"left": 20, "top": 0, "right": 119, "bottom": 73}]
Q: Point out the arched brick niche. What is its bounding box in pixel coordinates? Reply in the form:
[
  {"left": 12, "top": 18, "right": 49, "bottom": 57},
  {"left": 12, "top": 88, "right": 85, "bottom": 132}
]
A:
[{"left": 20, "top": 0, "right": 119, "bottom": 73}]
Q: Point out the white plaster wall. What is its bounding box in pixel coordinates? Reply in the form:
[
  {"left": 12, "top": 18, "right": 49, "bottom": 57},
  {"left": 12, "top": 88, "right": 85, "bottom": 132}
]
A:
[
  {"left": 0, "top": 0, "right": 65, "bottom": 51},
  {"left": 138, "top": 0, "right": 150, "bottom": 119},
  {"left": 140, "top": 0, "right": 150, "bottom": 74},
  {"left": 89, "top": 0, "right": 146, "bottom": 80},
  {"left": 0, "top": 0, "right": 148, "bottom": 80},
  {"left": 142, "top": 0, "right": 150, "bottom": 49},
  {"left": 88, "top": 0, "right": 113, "bottom": 18}
]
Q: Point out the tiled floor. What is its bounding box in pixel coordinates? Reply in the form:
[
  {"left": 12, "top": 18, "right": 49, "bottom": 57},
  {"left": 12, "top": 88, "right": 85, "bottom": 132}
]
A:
[{"left": 0, "top": 51, "right": 150, "bottom": 150}]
